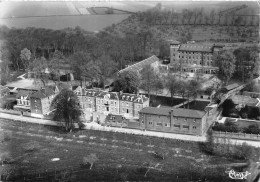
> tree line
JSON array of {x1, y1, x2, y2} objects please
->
[
  {"x1": 139, "y1": 3, "x2": 259, "y2": 27},
  {"x1": 213, "y1": 46, "x2": 259, "y2": 85},
  {"x1": 113, "y1": 65, "x2": 201, "y2": 107},
  {"x1": 0, "y1": 25, "x2": 169, "y2": 85}
]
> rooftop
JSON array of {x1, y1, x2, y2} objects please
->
[
  {"x1": 139, "y1": 107, "x2": 205, "y2": 118},
  {"x1": 118, "y1": 55, "x2": 159, "y2": 74},
  {"x1": 230, "y1": 95, "x2": 260, "y2": 107},
  {"x1": 30, "y1": 87, "x2": 55, "y2": 99},
  {"x1": 179, "y1": 44, "x2": 214, "y2": 53}
]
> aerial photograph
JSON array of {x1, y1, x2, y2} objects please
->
[{"x1": 0, "y1": 0, "x2": 260, "y2": 181}]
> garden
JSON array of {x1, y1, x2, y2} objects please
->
[
  {"x1": 212, "y1": 119, "x2": 260, "y2": 135},
  {"x1": 1, "y1": 118, "x2": 257, "y2": 181}
]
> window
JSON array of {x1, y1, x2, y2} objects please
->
[
  {"x1": 156, "y1": 122, "x2": 162, "y2": 126},
  {"x1": 174, "y1": 124, "x2": 180, "y2": 128},
  {"x1": 141, "y1": 120, "x2": 144, "y2": 124},
  {"x1": 165, "y1": 123, "x2": 170, "y2": 127},
  {"x1": 149, "y1": 122, "x2": 153, "y2": 125},
  {"x1": 193, "y1": 126, "x2": 197, "y2": 129},
  {"x1": 183, "y1": 125, "x2": 189, "y2": 129}
]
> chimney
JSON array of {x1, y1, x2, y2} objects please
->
[{"x1": 119, "y1": 90, "x2": 123, "y2": 96}]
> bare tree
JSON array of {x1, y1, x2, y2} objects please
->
[
  {"x1": 209, "y1": 9, "x2": 215, "y2": 25},
  {"x1": 83, "y1": 154, "x2": 98, "y2": 170},
  {"x1": 143, "y1": 162, "x2": 162, "y2": 177}
]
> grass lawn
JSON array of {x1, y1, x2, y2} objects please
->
[{"x1": 0, "y1": 118, "x2": 256, "y2": 181}]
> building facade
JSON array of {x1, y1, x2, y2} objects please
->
[
  {"x1": 139, "y1": 107, "x2": 210, "y2": 136},
  {"x1": 170, "y1": 41, "x2": 224, "y2": 74},
  {"x1": 73, "y1": 86, "x2": 150, "y2": 118},
  {"x1": 30, "y1": 87, "x2": 56, "y2": 118},
  {"x1": 119, "y1": 93, "x2": 149, "y2": 118},
  {"x1": 14, "y1": 89, "x2": 36, "y2": 112}
]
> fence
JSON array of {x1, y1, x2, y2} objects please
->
[{"x1": 212, "y1": 130, "x2": 260, "y2": 141}]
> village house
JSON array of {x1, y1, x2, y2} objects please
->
[
  {"x1": 138, "y1": 107, "x2": 212, "y2": 136},
  {"x1": 14, "y1": 89, "x2": 36, "y2": 113},
  {"x1": 119, "y1": 92, "x2": 150, "y2": 118},
  {"x1": 169, "y1": 41, "x2": 224, "y2": 74},
  {"x1": 30, "y1": 87, "x2": 56, "y2": 118}
]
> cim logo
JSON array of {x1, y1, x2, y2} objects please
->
[{"x1": 225, "y1": 169, "x2": 251, "y2": 180}]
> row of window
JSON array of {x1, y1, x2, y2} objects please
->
[
  {"x1": 179, "y1": 55, "x2": 212, "y2": 61},
  {"x1": 17, "y1": 99, "x2": 30, "y2": 106},
  {"x1": 145, "y1": 121, "x2": 197, "y2": 129},
  {"x1": 147, "y1": 115, "x2": 197, "y2": 122}
]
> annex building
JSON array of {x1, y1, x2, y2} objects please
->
[{"x1": 170, "y1": 41, "x2": 224, "y2": 74}]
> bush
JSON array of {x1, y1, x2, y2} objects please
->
[
  {"x1": 243, "y1": 124, "x2": 260, "y2": 134},
  {"x1": 212, "y1": 120, "x2": 239, "y2": 133}
]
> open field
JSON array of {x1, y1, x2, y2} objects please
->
[{"x1": 0, "y1": 118, "x2": 248, "y2": 181}]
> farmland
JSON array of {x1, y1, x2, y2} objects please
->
[{"x1": 0, "y1": 118, "x2": 251, "y2": 181}]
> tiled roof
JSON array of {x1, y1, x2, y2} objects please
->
[
  {"x1": 139, "y1": 107, "x2": 205, "y2": 118},
  {"x1": 118, "y1": 55, "x2": 159, "y2": 74},
  {"x1": 224, "y1": 83, "x2": 240, "y2": 91},
  {"x1": 16, "y1": 90, "x2": 34, "y2": 98},
  {"x1": 97, "y1": 91, "x2": 119, "y2": 100},
  {"x1": 84, "y1": 89, "x2": 103, "y2": 97},
  {"x1": 170, "y1": 40, "x2": 180, "y2": 45},
  {"x1": 30, "y1": 87, "x2": 55, "y2": 99},
  {"x1": 231, "y1": 95, "x2": 259, "y2": 107},
  {"x1": 119, "y1": 93, "x2": 149, "y2": 103},
  {"x1": 179, "y1": 44, "x2": 214, "y2": 53},
  {"x1": 243, "y1": 91, "x2": 260, "y2": 99}
]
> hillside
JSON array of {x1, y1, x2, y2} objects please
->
[{"x1": 103, "y1": 2, "x2": 259, "y2": 44}]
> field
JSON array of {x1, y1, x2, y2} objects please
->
[{"x1": 0, "y1": 118, "x2": 247, "y2": 181}]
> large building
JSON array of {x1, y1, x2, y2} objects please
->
[
  {"x1": 74, "y1": 86, "x2": 149, "y2": 118},
  {"x1": 170, "y1": 41, "x2": 224, "y2": 74},
  {"x1": 138, "y1": 106, "x2": 215, "y2": 136}
]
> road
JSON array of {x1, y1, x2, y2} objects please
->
[{"x1": 0, "y1": 112, "x2": 206, "y2": 142}]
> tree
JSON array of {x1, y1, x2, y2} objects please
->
[
  {"x1": 158, "y1": 41, "x2": 170, "y2": 59},
  {"x1": 113, "y1": 70, "x2": 140, "y2": 94},
  {"x1": 243, "y1": 124, "x2": 260, "y2": 134},
  {"x1": 177, "y1": 80, "x2": 188, "y2": 102},
  {"x1": 221, "y1": 99, "x2": 235, "y2": 117},
  {"x1": 96, "y1": 54, "x2": 118, "y2": 88},
  {"x1": 164, "y1": 73, "x2": 179, "y2": 105},
  {"x1": 213, "y1": 50, "x2": 236, "y2": 85},
  {"x1": 48, "y1": 50, "x2": 67, "y2": 81},
  {"x1": 153, "y1": 73, "x2": 164, "y2": 95},
  {"x1": 51, "y1": 89, "x2": 83, "y2": 131},
  {"x1": 139, "y1": 65, "x2": 156, "y2": 98},
  {"x1": 83, "y1": 154, "x2": 98, "y2": 170},
  {"x1": 186, "y1": 79, "x2": 201, "y2": 108},
  {"x1": 28, "y1": 56, "x2": 49, "y2": 86},
  {"x1": 209, "y1": 9, "x2": 215, "y2": 25},
  {"x1": 20, "y1": 48, "x2": 31, "y2": 71}
]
